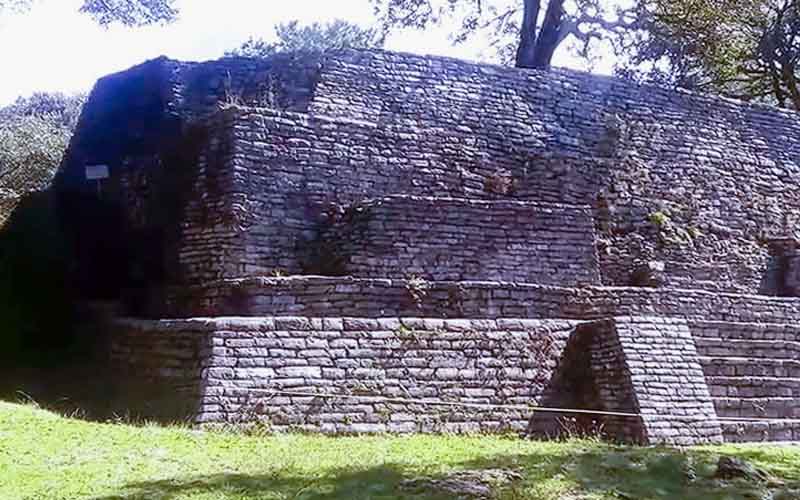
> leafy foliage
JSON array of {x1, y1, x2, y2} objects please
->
[
  {"x1": 370, "y1": 0, "x2": 634, "y2": 68},
  {"x1": 79, "y1": 0, "x2": 177, "y2": 26},
  {"x1": 0, "y1": 0, "x2": 177, "y2": 26},
  {"x1": 0, "y1": 0, "x2": 29, "y2": 14},
  {"x1": 0, "y1": 116, "x2": 70, "y2": 197},
  {"x1": 616, "y1": 0, "x2": 800, "y2": 109},
  {"x1": 227, "y1": 19, "x2": 384, "y2": 58},
  {"x1": 0, "y1": 93, "x2": 84, "y2": 199}
]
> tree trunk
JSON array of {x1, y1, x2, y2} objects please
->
[
  {"x1": 769, "y1": 63, "x2": 787, "y2": 108},
  {"x1": 531, "y1": 0, "x2": 565, "y2": 69},
  {"x1": 780, "y1": 62, "x2": 800, "y2": 110},
  {"x1": 515, "y1": 0, "x2": 542, "y2": 68}
]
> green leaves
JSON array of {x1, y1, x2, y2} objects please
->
[
  {"x1": 0, "y1": 93, "x2": 84, "y2": 197},
  {"x1": 78, "y1": 0, "x2": 178, "y2": 27},
  {"x1": 227, "y1": 19, "x2": 384, "y2": 58},
  {"x1": 619, "y1": 0, "x2": 800, "y2": 109},
  {"x1": 1, "y1": 0, "x2": 178, "y2": 26}
]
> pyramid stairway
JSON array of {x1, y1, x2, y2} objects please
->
[{"x1": 692, "y1": 321, "x2": 800, "y2": 442}]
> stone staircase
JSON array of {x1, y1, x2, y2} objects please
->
[{"x1": 693, "y1": 321, "x2": 800, "y2": 442}]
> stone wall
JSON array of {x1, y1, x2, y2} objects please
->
[
  {"x1": 111, "y1": 318, "x2": 212, "y2": 419},
  {"x1": 218, "y1": 106, "x2": 548, "y2": 279},
  {"x1": 112, "y1": 315, "x2": 725, "y2": 443},
  {"x1": 57, "y1": 49, "x2": 800, "y2": 297},
  {"x1": 310, "y1": 50, "x2": 800, "y2": 293},
  {"x1": 320, "y1": 195, "x2": 600, "y2": 285},
  {"x1": 530, "y1": 317, "x2": 723, "y2": 445},
  {"x1": 174, "y1": 112, "x2": 243, "y2": 285},
  {"x1": 114, "y1": 317, "x2": 578, "y2": 433},
  {"x1": 162, "y1": 276, "x2": 800, "y2": 323},
  {"x1": 54, "y1": 54, "x2": 323, "y2": 293},
  {"x1": 608, "y1": 317, "x2": 723, "y2": 445},
  {"x1": 690, "y1": 320, "x2": 800, "y2": 441}
]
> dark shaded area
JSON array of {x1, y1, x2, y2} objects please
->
[
  {"x1": 528, "y1": 323, "x2": 643, "y2": 444},
  {"x1": 528, "y1": 323, "x2": 604, "y2": 440},
  {"x1": 0, "y1": 191, "x2": 78, "y2": 365},
  {"x1": 53, "y1": 56, "x2": 180, "y2": 306},
  {"x1": 53, "y1": 59, "x2": 210, "y2": 312},
  {"x1": 0, "y1": 361, "x2": 200, "y2": 424},
  {"x1": 84, "y1": 447, "x2": 800, "y2": 500},
  {"x1": 53, "y1": 58, "x2": 177, "y2": 191},
  {"x1": 88, "y1": 467, "x2": 433, "y2": 500}
]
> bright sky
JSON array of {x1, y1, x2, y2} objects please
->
[{"x1": 0, "y1": 0, "x2": 614, "y2": 105}]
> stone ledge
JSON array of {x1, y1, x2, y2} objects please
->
[{"x1": 160, "y1": 277, "x2": 800, "y2": 323}]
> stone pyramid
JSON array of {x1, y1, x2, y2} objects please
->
[{"x1": 55, "y1": 49, "x2": 800, "y2": 444}]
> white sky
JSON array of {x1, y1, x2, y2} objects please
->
[{"x1": 0, "y1": 0, "x2": 614, "y2": 105}]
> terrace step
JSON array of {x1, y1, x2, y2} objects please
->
[
  {"x1": 721, "y1": 420, "x2": 800, "y2": 443},
  {"x1": 707, "y1": 377, "x2": 800, "y2": 398},
  {"x1": 694, "y1": 338, "x2": 800, "y2": 359},
  {"x1": 699, "y1": 357, "x2": 800, "y2": 378},
  {"x1": 159, "y1": 276, "x2": 800, "y2": 321},
  {"x1": 691, "y1": 321, "x2": 800, "y2": 342},
  {"x1": 713, "y1": 397, "x2": 800, "y2": 419}
]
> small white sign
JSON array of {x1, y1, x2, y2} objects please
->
[{"x1": 85, "y1": 164, "x2": 110, "y2": 180}]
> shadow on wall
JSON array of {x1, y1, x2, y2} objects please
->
[
  {"x1": 528, "y1": 322, "x2": 644, "y2": 444},
  {"x1": 0, "y1": 361, "x2": 200, "y2": 424},
  {"x1": 86, "y1": 447, "x2": 800, "y2": 500},
  {"x1": 0, "y1": 190, "x2": 77, "y2": 366}
]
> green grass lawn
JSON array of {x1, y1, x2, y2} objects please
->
[{"x1": 2, "y1": 401, "x2": 800, "y2": 500}]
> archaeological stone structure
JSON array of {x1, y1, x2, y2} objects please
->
[{"x1": 55, "y1": 49, "x2": 800, "y2": 445}]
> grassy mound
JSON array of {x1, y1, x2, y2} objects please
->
[{"x1": 1, "y1": 401, "x2": 800, "y2": 499}]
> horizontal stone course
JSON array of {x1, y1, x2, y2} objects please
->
[
  {"x1": 161, "y1": 276, "x2": 800, "y2": 323},
  {"x1": 713, "y1": 397, "x2": 800, "y2": 419},
  {"x1": 722, "y1": 421, "x2": 800, "y2": 443},
  {"x1": 708, "y1": 377, "x2": 800, "y2": 398},
  {"x1": 112, "y1": 317, "x2": 578, "y2": 433},
  {"x1": 690, "y1": 319, "x2": 800, "y2": 431},
  {"x1": 324, "y1": 195, "x2": 600, "y2": 285}
]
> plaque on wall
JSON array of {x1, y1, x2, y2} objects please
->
[{"x1": 85, "y1": 164, "x2": 110, "y2": 180}]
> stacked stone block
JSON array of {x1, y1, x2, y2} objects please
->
[
  {"x1": 322, "y1": 195, "x2": 600, "y2": 285},
  {"x1": 114, "y1": 317, "x2": 578, "y2": 433},
  {"x1": 692, "y1": 321, "x2": 800, "y2": 441},
  {"x1": 528, "y1": 317, "x2": 723, "y2": 445},
  {"x1": 59, "y1": 49, "x2": 800, "y2": 295},
  {"x1": 607, "y1": 317, "x2": 723, "y2": 445}
]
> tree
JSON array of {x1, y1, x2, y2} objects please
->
[
  {"x1": 0, "y1": 93, "x2": 84, "y2": 198},
  {"x1": 617, "y1": 0, "x2": 800, "y2": 110},
  {"x1": 0, "y1": 92, "x2": 85, "y2": 130},
  {"x1": 371, "y1": 0, "x2": 636, "y2": 69},
  {"x1": 79, "y1": 0, "x2": 177, "y2": 26},
  {"x1": 0, "y1": 0, "x2": 177, "y2": 26},
  {"x1": 227, "y1": 19, "x2": 384, "y2": 59}
]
